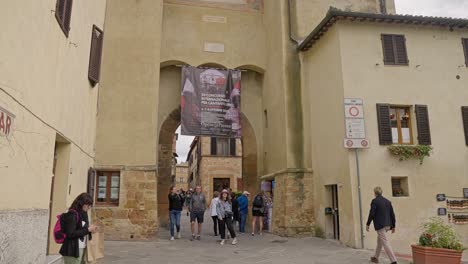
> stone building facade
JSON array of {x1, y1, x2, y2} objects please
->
[
  {"x1": 174, "y1": 162, "x2": 189, "y2": 191},
  {"x1": 187, "y1": 137, "x2": 242, "y2": 200}
]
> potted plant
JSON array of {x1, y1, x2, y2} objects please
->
[{"x1": 412, "y1": 217, "x2": 465, "y2": 264}]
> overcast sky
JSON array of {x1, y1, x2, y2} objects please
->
[
  {"x1": 175, "y1": 126, "x2": 194, "y2": 163},
  {"x1": 395, "y1": 0, "x2": 468, "y2": 18},
  {"x1": 175, "y1": 0, "x2": 467, "y2": 162}
]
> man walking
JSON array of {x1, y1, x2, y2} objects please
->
[
  {"x1": 366, "y1": 187, "x2": 397, "y2": 264},
  {"x1": 189, "y1": 186, "x2": 206, "y2": 241},
  {"x1": 237, "y1": 191, "x2": 250, "y2": 233}
]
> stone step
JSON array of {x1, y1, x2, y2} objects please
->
[{"x1": 46, "y1": 255, "x2": 63, "y2": 264}]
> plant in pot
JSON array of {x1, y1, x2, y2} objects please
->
[{"x1": 412, "y1": 217, "x2": 466, "y2": 264}]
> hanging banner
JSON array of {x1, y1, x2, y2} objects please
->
[{"x1": 181, "y1": 66, "x2": 241, "y2": 138}]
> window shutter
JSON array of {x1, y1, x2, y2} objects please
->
[
  {"x1": 381, "y1": 35, "x2": 395, "y2": 64},
  {"x1": 211, "y1": 137, "x2": 217, "y2": 155},
  {"x1": 394, "y1": 35, "x2": 409, "y2": 65},
  {"x1": 376, "y1": 104, "x2": 393, "y2": 145},
  {"x1": 63, "y1": 0, "x2": 73, "y2": 36},
  {"x1": 88, "y1": 25, "x2": 104, "y2": 85},
  {"x1": 415, "y1": 105, "x2": 431, "y2": 145},
  {"x1": 379, "y1": 0, "x2": 387, "y2": 14},
  {"x1": 55, "y1": 0, "x2": 72, "y2": 37},
  {"x1": 230, "y1": 138, "x2": 236, "y2": 156},
  {"x1": 463, "y1": 38, "x2": 468, "y2": 67},
  {"x1": 461, "y1": 107, "x2": 468, "y2": 145},
  {"x1": 87, "y1": 168, "x2": 96, "y2": 201}
]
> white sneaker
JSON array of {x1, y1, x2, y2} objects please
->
[
  {"x1": 220, "y1": 239, "x2": 225, "y2": 245},
  {"x1": 170, "y1": 237, "x2": 174, "y2": 241},
  {"x1": 177, "y1": 232, "x2": 181, "y2": 239},
  {"x1": 231, "y1": 238, "x2": 238, "y2": 245}
]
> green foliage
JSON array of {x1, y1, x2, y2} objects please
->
[
  {"x1": 387, "y1": 145, "x2": 433, "y2": 164},
  {"x1": 418, "y1": 217, "x2": 465, "y2": 252}
]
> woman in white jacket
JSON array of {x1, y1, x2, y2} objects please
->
[{"x1": 209, "y1": 191, "x2": 220, "y2": 236}]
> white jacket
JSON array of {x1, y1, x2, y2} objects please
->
[{"x1": 210, "y1": 197, "x2": 219, "y2": 216}]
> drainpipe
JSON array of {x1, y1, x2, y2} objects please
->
[{"x1": 288, "y1": 0, "x2": 300, "y2": 44}]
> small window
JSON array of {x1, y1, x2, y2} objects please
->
[
  {"x1": 462, "y1": 38, "x2": 468, "y2": 67},
  {"x1": 55, "y1": 0, "x2": 73, "y2": 37},
  {"x1": 88, "y1": 25, "x2": 104, "y2": 85},
  {"x1": 381, "y1": 34, "x2": 409, "y2": 65},
  {"x1": 389, "y1": 106, "x2": 413, "y2": 144},
  {"x1": 210, "y1": 138, "x2": 236, "y2": 156},
  {"x1": 96, "y1": 171, "x2": 120, "y2": 206},
  {"x1": 391, "y1": 177, "x2": 409, "y2": 197}
]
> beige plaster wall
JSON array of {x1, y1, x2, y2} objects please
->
[
  {"x1": 338, "y1": 22, "x2": 468, "y2": 254},
  {"x1": 0, "y1": 0, "x2": 105, "y2": 209},
  {"x1": 161, "y1": 3, "x2": 267, "y2": 70},
  {"x1": 301, "y1": 25, "x2": 358, "y2": 246},
  {"x1": 95, "y1": 0, "x2": 163, "y2": 167}
]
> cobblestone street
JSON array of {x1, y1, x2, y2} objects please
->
[{"x1": 100, "y1": 211, "x2": 412, "y2": 264}]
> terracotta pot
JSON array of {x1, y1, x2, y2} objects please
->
[{"x1": 412, "y1": 245, "x2": 463, "y2": 264}]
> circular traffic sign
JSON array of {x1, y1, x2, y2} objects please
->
[{"x1": 349, "y1": 106, "x2": 360, "y2": 117}]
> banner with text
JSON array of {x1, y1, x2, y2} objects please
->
[{"x1": 181, "y1": 66, "x2": 241, "y2": 137}]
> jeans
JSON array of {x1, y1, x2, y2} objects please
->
[
  {"x1": 212, "y1": 216, "x2": 219, "y2": 236},
  {"x1": 239, "y1": 211, "x2": 247, "y2": 233},
  {"x1": 63, "y1": 248, "x2": 84, "y2": 264},
  {"x1": 169, "y1": 210, "x2": 181, "y2": 237},
  {"x1": 219, "y1": 216, "x2": 236, "y2": 240}
]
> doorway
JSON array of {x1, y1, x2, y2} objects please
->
[
  {"x1": 213, "y1": 178, "x2": 230, "y2": 192},
  {"x1": 330, "y1": 184, "x2": 340, "y2": 240}
]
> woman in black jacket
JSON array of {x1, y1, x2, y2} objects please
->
[{"x1": 60, "y1": 193, "x2": 98, "y2": 264}]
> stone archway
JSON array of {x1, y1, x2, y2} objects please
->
[
  {"x1": 157, "y1": 108, "x2": 180, "y2": 228},
  {"x1": 156, "y1": 62, "x2": 264, "y2": 231}
]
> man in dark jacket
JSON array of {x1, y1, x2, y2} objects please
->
[{"x1": 366, "y1": 186, "x2": 397, "y2": 264}]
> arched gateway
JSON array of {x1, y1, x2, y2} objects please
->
[{"x1": 94, "y1": 0, "x2": 314, "y2": 243}]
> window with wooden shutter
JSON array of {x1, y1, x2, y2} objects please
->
[
  {"x1": 415, "y1": 105, "x2": 431, "y2": 145},
  {"x1": 211, "y1": 137, "x2": 217, "y2": 155},
  {"x1": 88, "y1": 25, "x2": 104, "y2": 85},
  {"x1": 376, "y1": 104, "x2": 393, "y2": 145},
  {"x1": 381, "y1": 34, "x2": 409, "y2": 65},
  {"x1": 461, "y1": 106, "x2": 468, "y2": 145},
  {"x1": 462, "y1": 38, "x2": 468, "y2": 67},
  {"x1": 230, "y1": 138, "x2": 236, "y2": 156},
  {"x1": 96, "y1": 171, "x2": 120, "y2": 206},
  {"x1": 87, "y1": 168, "x2": 96, "y2": 201},
  {"x1": 55, "y1": 0, "x2": 73, "y2": 37}
]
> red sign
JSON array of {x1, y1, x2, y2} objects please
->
[{"x1": 0, "y1": 106, "x2": 15, "y2": 137}]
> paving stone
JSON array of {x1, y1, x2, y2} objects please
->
[{"x1": 99, "y1": 211, "x2": 413, "y2": 264}]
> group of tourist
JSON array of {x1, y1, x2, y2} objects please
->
[{"x1": 167, "y1": 185, "x2": 268, "y2": 245}]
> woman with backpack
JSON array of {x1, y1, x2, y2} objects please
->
[
  {"x1": 251, "y1": 191, "x2": 265, "y2": 236},
  {"x1": 59, "y1": 193, "x2": 98, "y2": 264},
  {"x1": 216, "y1": 189, "x2": 238, "y2": 245}
]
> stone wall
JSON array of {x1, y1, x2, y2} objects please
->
[
  {"x1": 94, "y1": 170, "x2": 157, "y2": 241},
  {"x1": 271, "y1": 170, "x2": 315, "y2": 237},
  {"x1": 0, "y1": 209, "x2": 48, "y2": 264},
  {"x1": 200, "y1": 156, "x2": 242, "y2": 200}
]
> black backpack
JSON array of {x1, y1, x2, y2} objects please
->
[{"x1": 253, "y1": 195, "x2": 263, "y2": 208}]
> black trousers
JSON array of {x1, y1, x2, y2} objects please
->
[
  {"x1": 219, "y1": 216, "x2": 236, "y2": 240},
  {"x1": 211, "y1": 216, "x2": 219, "y2": 235}
]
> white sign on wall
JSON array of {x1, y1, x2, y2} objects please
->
[{"x1": 344, "y1": 98, "x2": 369, "y2": 149}]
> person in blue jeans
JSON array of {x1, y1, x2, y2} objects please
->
[
  {"x1": 237, "y1": 191, "x2": 250, "y2": 233},
  {"x1": 168, "y1": 186, "x2": 184, "y2": 241}
]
